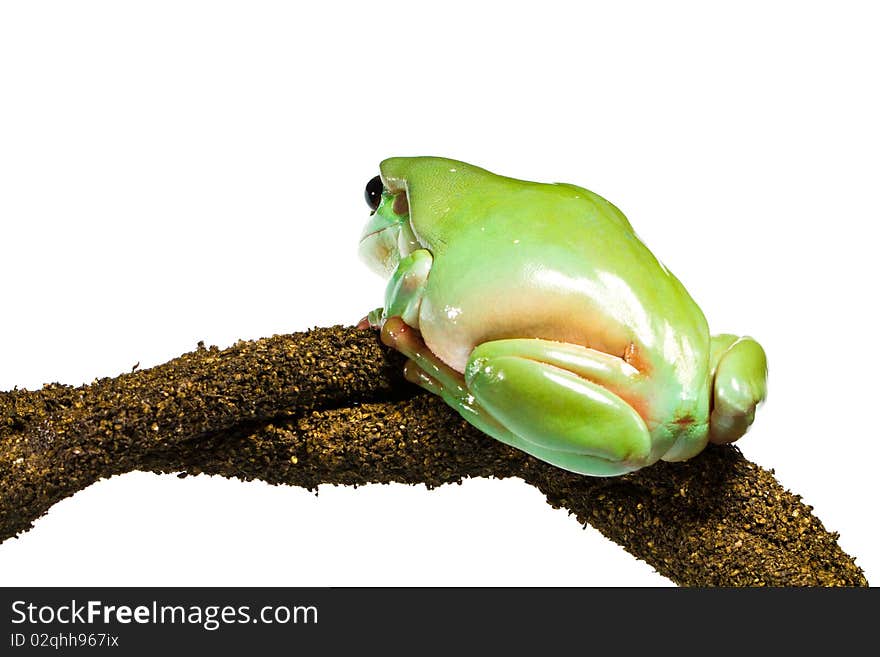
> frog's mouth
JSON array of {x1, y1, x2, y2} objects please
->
[
  {"x1": 359, "y1": 190, "x2": 410, "y2": 239},
  {"x1": 359, "y1": 189, "x2": 417, "y2": 277}
]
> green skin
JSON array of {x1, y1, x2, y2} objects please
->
[{"x1": 359, "y1": 157, "x2": 767, "y2": 476}]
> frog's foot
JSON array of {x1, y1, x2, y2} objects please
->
[
  {"x1": 708, "y1": 334, "x2": 768, "y2": 445},
  {"x1": 382, "y1": 316, "x2": 653, "y2": 477},
  {"x1": 356, "y1": 307, "x2": 385, "y2": 331},
  {"x1": 381, "y1": 317, "x2": 534, "y2": 447},
  {"x1": 380, "y1": 316, "x2": 468, "y2": 398}
]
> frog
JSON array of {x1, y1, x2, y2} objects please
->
[{"x1": 357, "y1": 156, "x2": 767, "y2": 476}]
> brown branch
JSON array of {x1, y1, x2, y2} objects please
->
[{"x1": 0, "y1": 326, "x2": 867, "y2": 587}]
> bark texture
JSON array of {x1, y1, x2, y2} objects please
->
[{"x1": 0, "y1": 326, "x2": 867, "y2": 587}]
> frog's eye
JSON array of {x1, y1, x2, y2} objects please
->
[{"x1": 365, "y1": 175, "x2": 383, "y2": 211}]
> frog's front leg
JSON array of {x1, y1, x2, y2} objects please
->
[
  {"x1": 708, "y1": 334, "x2": 768, "y2": 445},
  {"x1": 382, "y1": 317, "x2": 653, "y2": 477},
  {"x1": 357, "y1": 249, "x2": 433, "y2": 330}
]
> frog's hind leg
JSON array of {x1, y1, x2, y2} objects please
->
[
  {"x1": 463, "y1": 339, "x2": 654, "y2": 476},
  {"x1": 381, "y1": 317, "x2": 653, "y2": 476}
]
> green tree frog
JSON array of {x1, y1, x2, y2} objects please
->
[{"x1": 358, "y1": 157, "x2": 767, "y2": 476}]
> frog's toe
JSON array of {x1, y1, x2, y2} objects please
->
[
  {"x1": 357, "y1": 307, "x2": 384, "y2": 330},
  {"x1": 402, "y1": 359, "x2": 444, "y2": 397},
  {"x1": 380, "y1": 315, "x2": 417, "y2": 350}
]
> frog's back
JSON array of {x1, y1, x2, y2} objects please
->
[{"x1": 418, "y1": 181, "x2": 711, "y2": 425}]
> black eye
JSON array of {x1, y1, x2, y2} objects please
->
[{"x1": 365, "y1": 175, "x2": 383, "y2": 211}]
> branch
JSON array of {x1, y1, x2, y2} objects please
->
[{"x1": 0, "y1": 326, "x2": 867, "y2": 587}]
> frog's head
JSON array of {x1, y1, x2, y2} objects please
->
[
  {"x1": 358, "y1": 156, "x2": 502, "y2": 276},
  {"x1": 358, "y1": 170, "x2": 418, "y2": 277}
]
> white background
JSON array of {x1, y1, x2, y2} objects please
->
[{"x1": 1, "y1": 1, "x2": 877, "y2": 587}]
